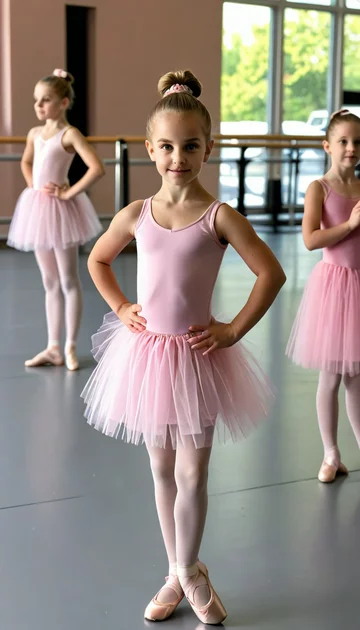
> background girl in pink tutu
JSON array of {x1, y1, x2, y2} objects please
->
[
  {"x1": 82, "y1": 69, "x2": 285, "y2": 624},
  {"x1": 287, "y1": 110, "x2": 360, "y2": 483},
  {"x1": 7, "y1": 69, "x2": 104, "y2": 371}
]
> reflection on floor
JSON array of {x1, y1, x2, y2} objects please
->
[{"x1": 1, "y1": 234, "x2": 359, "y2": 630}]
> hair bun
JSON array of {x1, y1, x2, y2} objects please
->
[
  {"x1": 52, "y1": 69, "x2": 74, "y2": 84},
  {"x1": 158, "y1": 70, "x2": 202, "y2": 99}
]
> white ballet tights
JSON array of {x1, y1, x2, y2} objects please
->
[
  {"x1": 146, "y1": 434, "x2": 213, "y2": 606},
  {"x1": 343, "y1": 373, "x2": 360, "y2": 448},
  {"x1": 316, "y1": 371, "x2": 360, "y2": 465},
  {"x1": 35, "y1": 246, "x2": 82, "y2": 349}
]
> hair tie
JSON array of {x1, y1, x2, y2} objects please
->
[
  {"x1": 330, "y1": 109, "x2": 349, "y2": 120},
  {"x1": 53, "y1": 68, "x2": 68, "y2": 79},
  {"x1": 164, "y1": 84, "x2": 193, "y2": 97}
]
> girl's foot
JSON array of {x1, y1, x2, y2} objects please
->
[
  {"x1": 144, "y1": 574, "x2": 184, "y2": 621},
  {"x1": 318, "y1": 461, "x2": 348, "y2": 483},
  {"x1": 178, "y1": 561, "x2": 227, "y2": 625},
  {"x1": 318, "y1": 447, "x2": 348, "y2": 483},
  {"x1": 25, "y1": 346, "x2": 64, "y2": 367},
  {"x1": 65, "y1": 345, "x2": 79, "y2": 371}
]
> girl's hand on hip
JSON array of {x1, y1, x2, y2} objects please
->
[
  {"x1": 187, "y1": 319, "x2": 238, "y2": 355},
  {"x1": 42, "y1": 182, "x2": 70, "y2": 199},
  {"x1": 116, "y1": 302, "x2": 147, "y2": 333}
]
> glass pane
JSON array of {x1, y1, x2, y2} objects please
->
[
  {"x1": 283, "y1": 9, "x2": 330, "y2": 132},
  {"x1": 346, "y1": 0, "x2": 360, "y2": 8},
  {"x1": 282, "y1": 9, "x2": 329, "y2": 206},
  {"x1": 288, "y1": 0, "x2": 332, "y2": 5},
  {"x1": 344, "y1": 14, "x2": 360, "y2": 104},
  {"x1": 281, "y1": 148, "x2": 326, "y2": 208},
  {"x1": 221, "y1": 2, "x2": 271, "y2": 209}
]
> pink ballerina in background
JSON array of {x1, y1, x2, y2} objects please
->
[
  {"x1": 8, "y1": 69, "x2": 104, "y2": 370},
  {"x1": 287, "y1": 110, "x2": 360, "y2": 482}
]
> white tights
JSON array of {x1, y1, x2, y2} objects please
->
[
  {"x1": 35, "y1": 246, "x2": 82, "y2": 348},
  {"x1": 316, "y1": 371, "x2": 360, "y2": 465},
  {"x1": 146, "y1": 433, "x2": 213, "y2": 604}
]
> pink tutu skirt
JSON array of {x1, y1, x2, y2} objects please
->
[
  {"x1": 81, "y1": 312, "x2": 273, "y2": 449},
  {"x1": 286, "y1": 260, "x2": 360, "y2": 375},
  {"x1": 7, "y1": 188, "x2": 102, "y2": 251}
]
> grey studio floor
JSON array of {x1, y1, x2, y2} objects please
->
[{"x1": 1, "y1": 231, "x2": 360, "y2": 630}]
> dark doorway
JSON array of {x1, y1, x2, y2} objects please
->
[
  {"x1": 343, "y1": 90, "x2": 360, "y2": 108},
  {"x1": 66, "y1": 5, "x2": 91, "y2": 184}
]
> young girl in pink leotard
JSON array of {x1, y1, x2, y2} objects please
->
[
  {"x1": 287, "y1": 110, "x2": 360, "y2": 483},
  {"x1": 8, "y1": 69, "x2": 104, "y2": 370},
  {"x1": 82, "y1": 69, "x2": 286, "y2": 624}
]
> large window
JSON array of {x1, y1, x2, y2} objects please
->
[
  {"x1": 221, "y1": 0, "x2": 360, "y2": 211},
  {"x1": 222, "y1": 0, "x2": 360, "y2": 131}
]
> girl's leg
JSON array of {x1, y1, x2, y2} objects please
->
[
  {"x1": 316, "y1": 371, "x2": 347, "y2": 480},
  {"x1": 54, "y1": 246, "x2": 83, "y2": 370},
  {"x1": 343, "y1": 373, "x2": 360, "y2": 448},
  {"x1": 25, "y1": 249, "x2": 64, "y2": 366},
  {"x1": 146, "y1": 437, "x2": 178, "y2": 604},
  {"x1": 174, "y1": 435, "x2": 213, "y2": 607}
]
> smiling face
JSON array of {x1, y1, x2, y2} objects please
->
[
  {"x1": 33, "y1": 82, "x2": 69, "y2": 121},
  {"x1": 146, "y1": 111, "x2": 213, "y2": 187},
  {"x1": 324, "y1": 121, "x2": 360, "y2": 169}
]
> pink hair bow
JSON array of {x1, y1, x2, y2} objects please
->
[
  {"x1": 53, "y1": 68, "x2": 67, "y2": 79},
  {"x1": 164, "y1": 84, "x2": 193, "y2": 97}
]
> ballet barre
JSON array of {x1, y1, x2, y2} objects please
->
[{"x1": 0, "y1": 135, "x2": 326, "y2": 230}]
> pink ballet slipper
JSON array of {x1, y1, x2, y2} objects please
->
[
  {"x1": 318, "y1": 461, "x2": 348, "y2": 483},
  {"x1": 144, "y1": 574, "x2": 184, "y2": 621},
  {"x1": 65, "y1": 347, "x2": 79, "y2": 371},
  {"x1": 24, "y1": 347, "x2": 64, "y2": 368},
  {"x1": 180, "y1": 561, "x2": 227, "y2": 625}
]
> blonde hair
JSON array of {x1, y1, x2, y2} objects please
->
[
  {"x1": 39, "y1": 71, "x2": 75, "y2": 109},
  {"x1": 326, "y1": 111, "x2": 360, "y2": 141},
  {"x1": 146, "y1": 70, "x2": 212, "y2": 141}
]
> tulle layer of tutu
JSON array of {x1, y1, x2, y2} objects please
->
[
  {"x1": 7, "y1": 188, "x2": 102, "y2": 251},
  {"x1": 81, "y1": 312, "x2": 273, "y2": 449},
  {"x1": 286, "y1": 260, "x2": 360, "y2": 375}
]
